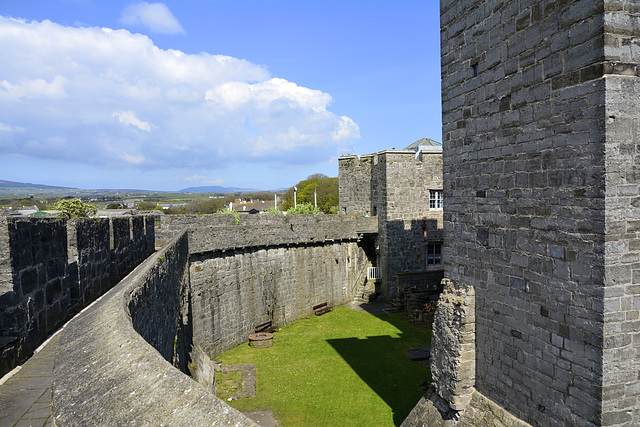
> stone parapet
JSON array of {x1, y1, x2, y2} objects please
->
[
  {"x1": 52, "y1": 232, "x2": 257, "y2": 426},
  {"x1": 0, "y1": 215, "x2": 154, "y2": 378},
  {"x1": 161, "y1": 214, "x2": 361, "y2": 255}
]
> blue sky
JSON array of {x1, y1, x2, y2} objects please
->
[{"x1": 0, "y1": 1, "x2": 441, "y2": 191}]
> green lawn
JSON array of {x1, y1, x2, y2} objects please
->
[{"x1": 215, "y1": 306, "x2": 431, "y2": 426}]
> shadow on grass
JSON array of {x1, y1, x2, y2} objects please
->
[{"x1": 327, "y1": 315, "x2": 431, "y2": 426}]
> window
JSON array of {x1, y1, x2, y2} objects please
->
[
  {"x1": 427, "y1": 243, "x2": 442, "y2": 265},
  {"x1": 429, "y1": 190, "x2": 443, "y2": 210}
]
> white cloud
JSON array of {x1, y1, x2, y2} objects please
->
[
  {"x1": 0, "y1": 16, "x2": 359, "y2": 173},
  {"x1": 120, "y1": 152, "x2": 146, "y2": 164},
  {"x1": 332, "y1": 116, "x2": 360, "y2": 142},
  {"x1": 0, "y1": 76, "x2": 68, "y2": 99},
  {"x1": 120, "y1": 2, "x2": 184, "y2": 34},
  {"x1": 0, "y1": 122, "x2": 23, "y2": 132},
  {"x1": 112, "y1": 111, "x2": 151, "y2": 131}
]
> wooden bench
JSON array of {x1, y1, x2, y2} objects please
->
[
  {"x1": 313, "y1": 302, "x2": 331, "y2": 316},
  {"x1": 255, "y1": 320, "x2": 276, "y2": 333}
]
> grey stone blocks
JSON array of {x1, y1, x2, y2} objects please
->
[
  {"x1": 437, "y1": 0, "x2": 640, "y2": 425},
  {"x1": 0, "y1": 215, "x2": 155, "y2": 378},
  {"x1": 339, "y1": 150, "x2": 444, "y2": 302}
]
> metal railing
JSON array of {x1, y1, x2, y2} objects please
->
[{"x1": 367, "y1": 267, "x2": 381, "y2": 280}]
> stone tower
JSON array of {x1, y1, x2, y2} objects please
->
[{"x1": 439, "y1": 0, "x2": 640, "y2": 425}]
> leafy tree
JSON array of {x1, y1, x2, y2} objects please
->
[
  {"x1": 106, "y1": 203, "x2": 122, "y2": 209},
  {"x1": 53, "y1": 198, "x2": 98, "y2": 218},
  {"x1": 286, "y1": 203, "x2": 321, "y2": 215},
  {"x1": 282, "y1": 174, "x2": 338, "y2": 214},
  {"x1": 215, "y1": 207, "x2": 240, "y2": 224},
  {"x1": 265, "y1": 206, "x2": 283, "y2": 214},
  {"x1": 137, "y1": 201, "x2": 158, "y2": 211},
  {"x1": 185, "y1": 198, "x2": 227, "y2": 215},
  {"x1": 165, "y1": 206, "x2": 186, "y2": 214}
]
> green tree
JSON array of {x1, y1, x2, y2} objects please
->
[
  {"x1": 53, "y1": 198, "x2": 98, "y2": 218},
  {"x1": 106, "y1": 203, "x2": 122, "y2": 209},
  {"x1": 286, "y1": 203, "x2": 321, "y2": 215},
  {"x1": 265, "y1": 206, "x2": 283, "y2": 214},
  {"x1": 185, "y1": 198, "x2": 227, "y2": 214},
  {"x1": 137, "y1": 201, "x2": 158, "y2": 210},
  {"x1": 282, "y1": 174, "x2": 338, "y2": 214}
]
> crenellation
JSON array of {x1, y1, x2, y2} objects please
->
[{"x1": 0, "y1": 215, "x2": 155, "y2": 378}]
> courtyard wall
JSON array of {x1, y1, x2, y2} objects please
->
[{"x1": 52, "y1": 214, "x2": 373, "y2": 424}]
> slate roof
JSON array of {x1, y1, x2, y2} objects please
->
[{"x1": 405, "y1": 137, "x2": 442, "y2": 151}]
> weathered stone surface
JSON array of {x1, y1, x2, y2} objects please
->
[
  {"x1": 189, "y1": 341, "x2": 216, "y2": 394},
  {"x1": 439, "y1": 0, "x2": 640, "y2": 425},
  {"x1": 162, "y1": 213, "x2": 362, "y2": 254},
  {"x1": 0, "y1": 216, "x2": 154, "y2": 378},
  {"x1": 52, "y1": 232, "x2": 257, "y2": 426},
  {"x1": 401, "y1": 386, "x2": 530, "y2": 427},
  {"x1": 430, "y1": 279, "x2": 475, "y2": 413}
]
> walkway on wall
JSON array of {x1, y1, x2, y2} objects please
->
[
  {"x1": 0, "y1": 330, "x2": 60, "y2": 426},
  {"x1": 0, "y1": 299, "x2": 392, "y2": 427}
]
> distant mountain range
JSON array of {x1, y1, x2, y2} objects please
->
[
  {"x1": 178, "y1": 185, "x2": 256, "y2": 193},
  {"x1": 0, "y1": 179, "x2": 77, "y2": 191},
  {"x1": 0, "y1": 179, "x2": 266, "y2": 196}
]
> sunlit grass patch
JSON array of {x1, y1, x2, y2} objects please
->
[
  {"x1": 215, "y1": 306, "x2": 431, "y2": 426},
  {"x1": 215, "y1": 370, "x2": 243, "y2": 400}
]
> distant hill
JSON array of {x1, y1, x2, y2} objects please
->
[
  {"x1": 0, "y1": 179, "x2": 77, "y2": 190},
  {"x1": 0, "y1": 179, "x2": 271, "y2": 196},
  {"x1": 178, "y1": 186, "x2": 257, "y2": 193}
]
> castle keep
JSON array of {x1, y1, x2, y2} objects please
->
[
  {"x1": 411, "y1": 0, "x2": 640, "y2": 425},
  {"x1": 339, "y1": 139, "x2": 444, "y2": 311}
]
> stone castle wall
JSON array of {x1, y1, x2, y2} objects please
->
[
  {"x1": 52, "y1": 215, "x2": 374, "y2": 424},
  {"x1": 0, "y1": 215, "x2": 155, "y2": 377},
  {"x1": 161, "y1": 213, "x2": 363, "y2": 253},
  {"x1": 439, "y1": 0, "x2": 640, "y2": 425},
  {"x1": 128, "y1": 232, "x2": 192, "y2": 375},
  {"x1": 339, "y1": 154, "x2": 374, "y2": 216},
  {"x1": 339, "y1": 150, "x2": 443, "y2": 302},
  {"x1": 191, "y1": 241, "x2": 364, "y2": 356},
  {"x1": 162, "y1": 214, "x2": 369, "y2": 357},
  {"x1": 53, "y1": 232, "x2": 255, "y2": 426}
]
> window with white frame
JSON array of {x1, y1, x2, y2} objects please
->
[
  {"x1": 429, "y1": 190, "x2": 443, "y2": 210},
  {"x1": 427, "y1": 243, "x2": 442, "y2": 265}
]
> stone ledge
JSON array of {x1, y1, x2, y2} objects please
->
[
  {"x1": 52, "y1": 232, "x2": 256, "y2": 426},
  {"x1": 401, "y1": 386, "x2": 531, "y2": 427}
]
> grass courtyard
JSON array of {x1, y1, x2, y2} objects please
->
[{"x1": 215, "y1": 306, "x2": 432, "y2": 426}]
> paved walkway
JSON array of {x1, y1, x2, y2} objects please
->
[{"x1": 0, "y1": 332, "x2": 60, "y2": 427}]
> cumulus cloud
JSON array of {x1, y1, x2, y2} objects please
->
[
  {"x1": 120, "y1": 2, "x2": 184, "y2": 34},
  {"x1": 112, "y1": 111, "x2": 151, "y2": 131},
  {"x1": 0, "y1": 76, "x2": 68, "y2": 99},
  {"x1": 0, "y1": 16, "x2": 359, "y2": 173},
  {"x1": 332, "y1": 116, "x2": 360, "y2": 142}
]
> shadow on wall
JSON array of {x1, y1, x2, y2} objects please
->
[
  {"x1": 381, "y1": 218, "x2": 442, "y2": 300},
  {"x1": 326, "y1": 315, "x2": 432, "y2": 426}
]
